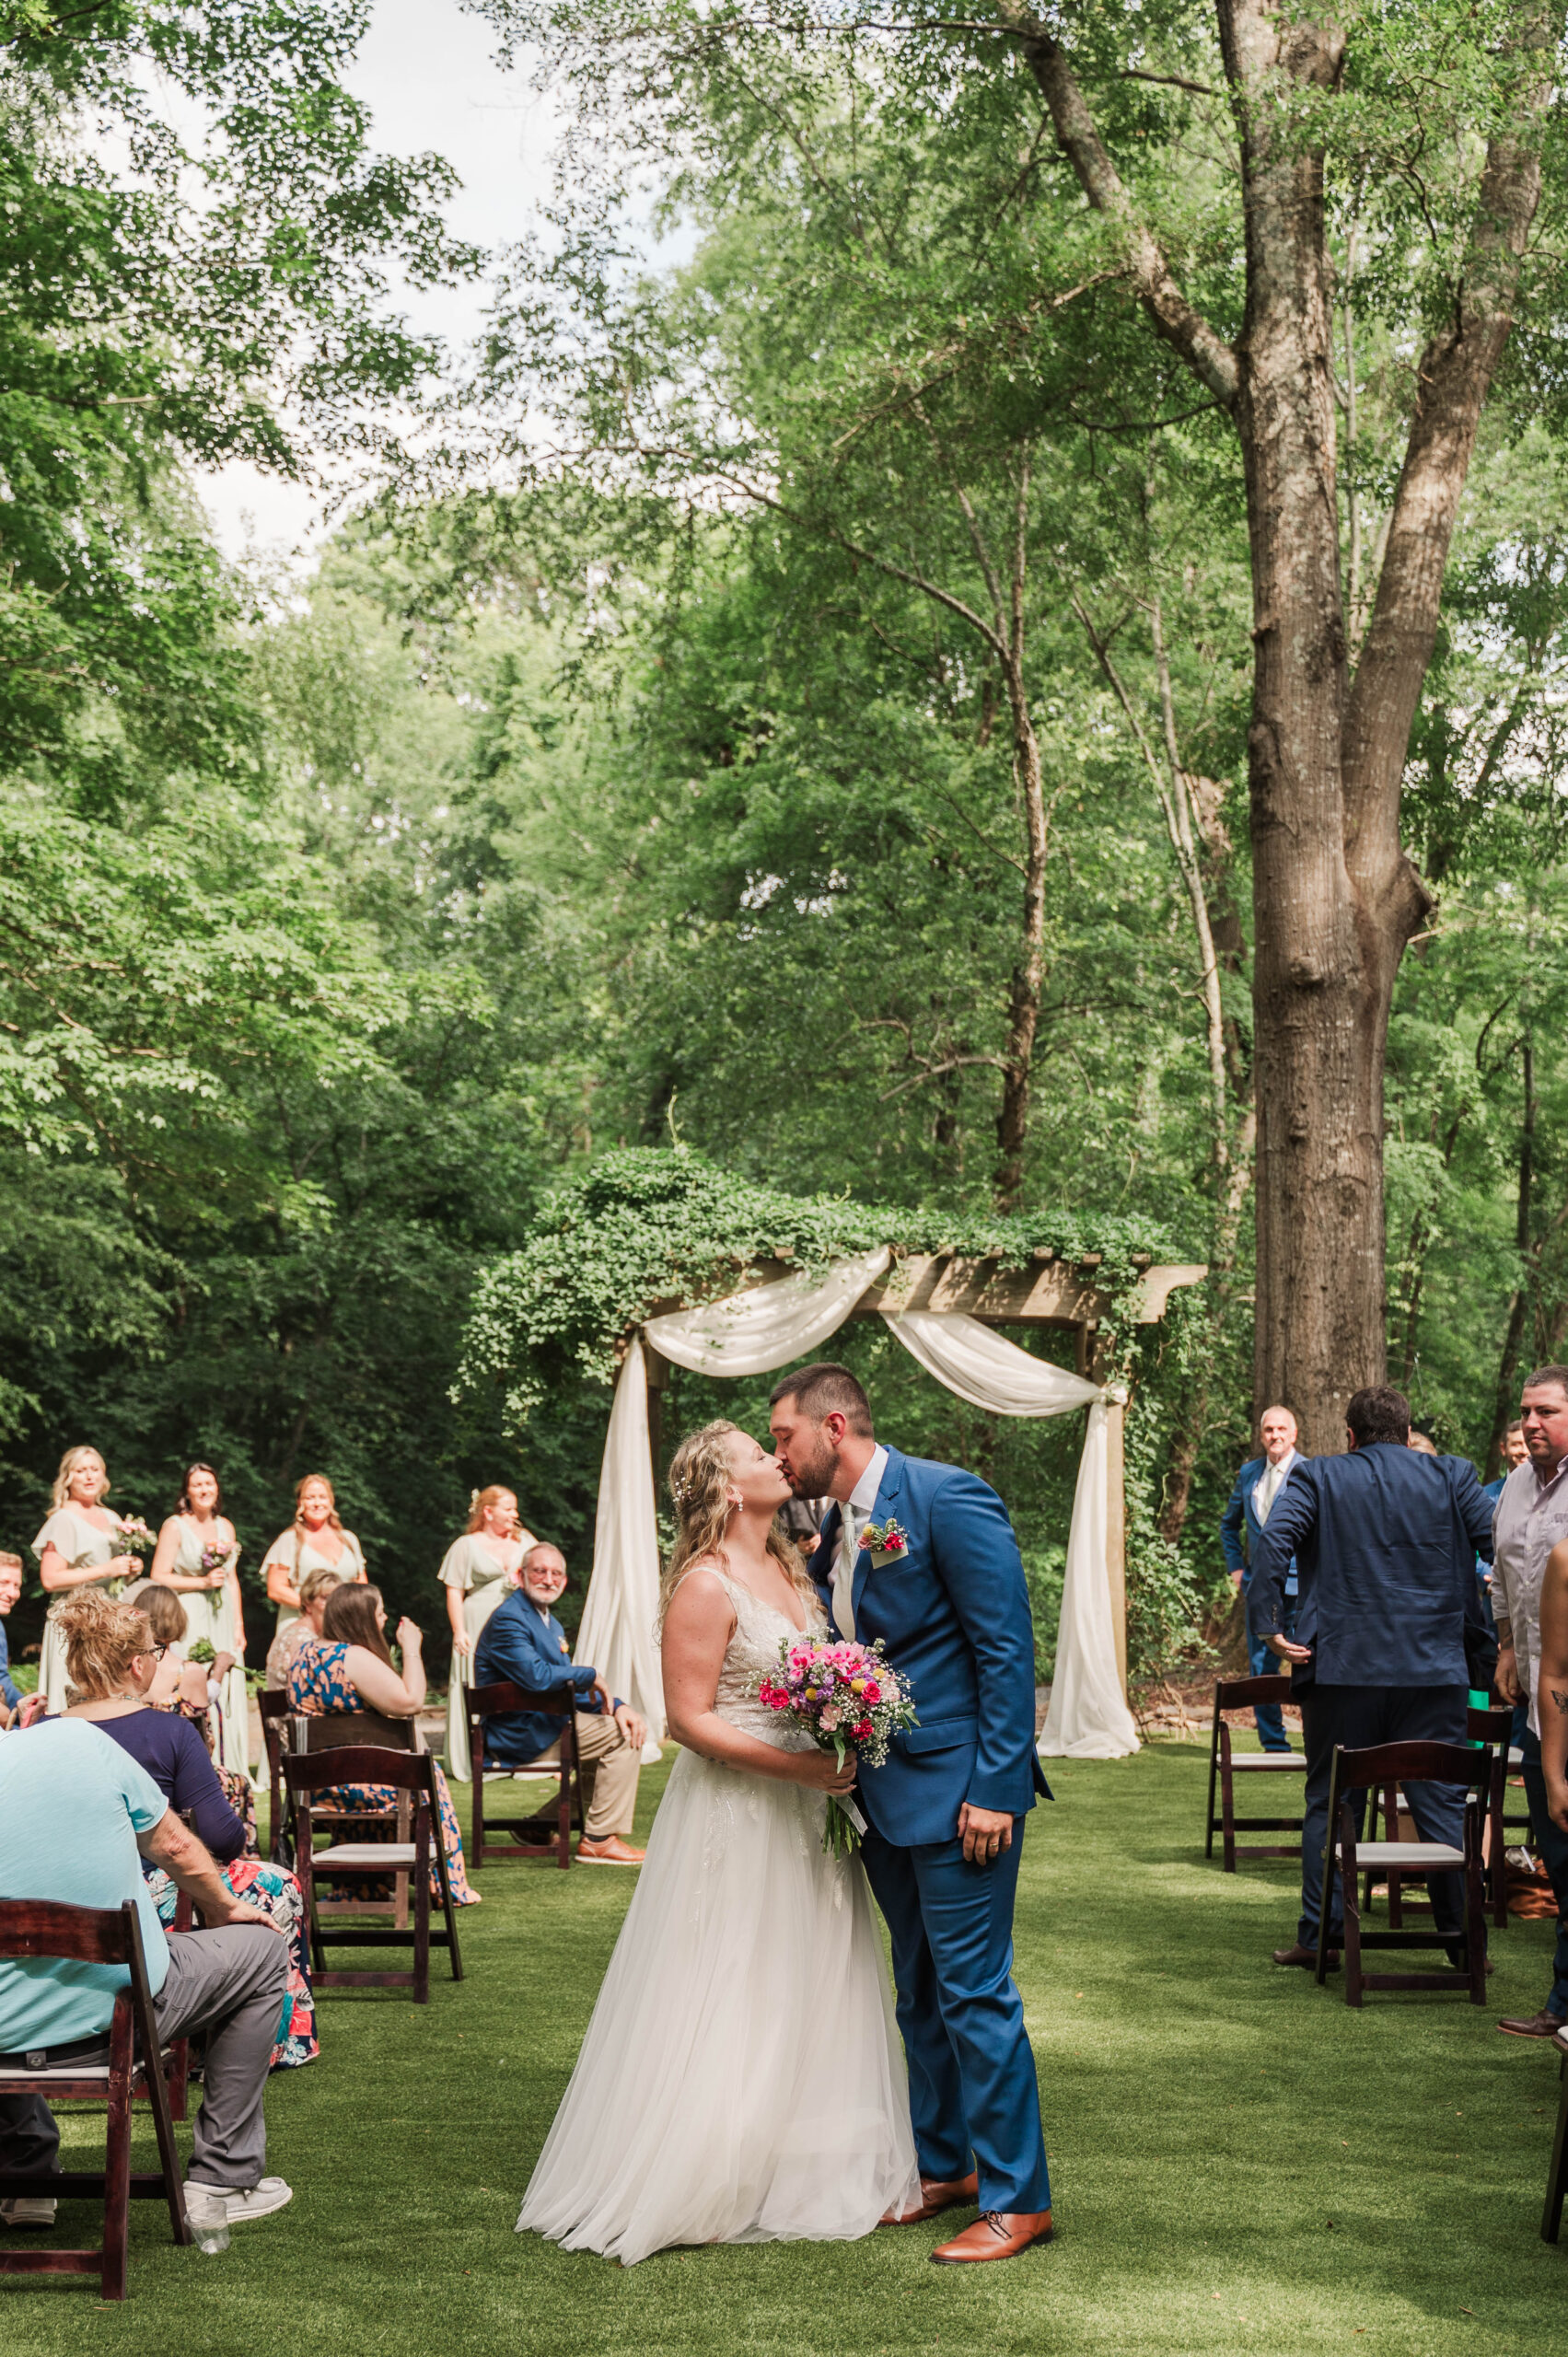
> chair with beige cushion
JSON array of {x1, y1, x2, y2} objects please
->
[{"x1": 1205, "y1": 1676, "x2": 1307, "y2": 1872}]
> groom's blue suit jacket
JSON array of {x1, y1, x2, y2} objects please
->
[{"x1": 807, "y1": 1447, "x2": 1049, "y2": 1848}]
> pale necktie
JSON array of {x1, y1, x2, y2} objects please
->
[
  {"x1": 1255, "y1": 1457, "x2": 1285, "y2": 1527},
  {"x1": 832, "y1": 1506, "x2": 860, "y2": 1641}
]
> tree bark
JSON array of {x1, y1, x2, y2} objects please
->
[{"x1": 1025, "y1": 4, "x2": 1553, "y2": 1452}]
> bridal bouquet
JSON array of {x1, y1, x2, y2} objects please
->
[
  {"x1": 117, "y1": 1515, "x2": 157, "y2": 1560},
  {"x1": 756, "y1": 1636, "x2": 918, "y2": 1856},
  {"x1": 199, "y1": 1540, "x2": 234, "y2": 1578}
]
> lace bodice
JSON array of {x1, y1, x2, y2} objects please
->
[{"x1": 699, "y1": 1569, "x2": 824, "y2": 1749}]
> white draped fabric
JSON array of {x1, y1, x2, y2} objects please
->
[
  {"x1": 575, "y1": 1336, "x2": 667, "y2": 1757},
  {"x1": 1036, "y1": 1398, "x2": 1140, "y2": 1759},
  {"x1": 885, "y1": 1308, "x2": 1102, "y2": 1418},
  {"x1": 576, "y1": 1252, "x2": 1137, "y2": 1759},
  {"x1": 883, "y1": 1310, "x2": 1139, "y2": 1759},
  {"x1": 645, "y1": 1248, "x2": 893, "y2": 1376}
]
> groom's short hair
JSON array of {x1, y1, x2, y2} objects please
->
[{"x1": 770, "y1": 1363, "x2": 873, "y2": 1436}]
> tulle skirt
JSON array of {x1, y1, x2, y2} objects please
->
[{"x1": 517, "y1": 1745, "x2": 919, "y2": 2265}]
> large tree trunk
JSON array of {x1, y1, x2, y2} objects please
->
[{"x1": 1024, "y1": 1, "x2": 1552, "y2": 1452}]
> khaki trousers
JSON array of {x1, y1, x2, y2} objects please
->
[{"x1": 524, "y1": 1712, "x2": 641, "y2": 1840}]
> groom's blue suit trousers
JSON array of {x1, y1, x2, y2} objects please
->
[{"x1": 860, "y1": 1824, "x2": 1051, "y2": 2213}]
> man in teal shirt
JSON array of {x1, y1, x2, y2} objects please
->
[{"x1": 0, "y1": 1717, "x2": 291, "y2": 2234}]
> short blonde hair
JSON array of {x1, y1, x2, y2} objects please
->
[
  {"x1": 52, "y1": 1590, "x2": 153, "y2": 1702},
  {"x1": 52, "y1": 1446, "x2": 108, "y2": 1513},
  {"x1": 298, "y1": 1565, "x2": 342, "y2": 1609}
]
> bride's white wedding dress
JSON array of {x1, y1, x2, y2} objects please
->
[{"x1": 517, "y1": 1571, "x2": 919, "y2": 2264}]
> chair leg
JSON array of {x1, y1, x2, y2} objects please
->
[
  {"x1": 1340, "y1": 1812, "x2": 1364, "y2": 2009},
  {"x1": 413, "y1": 1805, "x2": 431, "y2": 2006},
  {"x1": 1466, "y1": 1832, "x2": 1487, "y2": 2006},
  {"x1": 556, "y1": 1739, "x2": 572, "y2": 1870},
  {"x1": 1491, "y1": 1760, "x2": 1509, "y2": 1932},
  {"x1": 1220, "y1": 1729, "x2": 1237, "y2": 1875},
  {"x1": 1205, "y1": 1708, "x2": 1220, "y2": 1860},
  {"x1": 103, "y1": 2002, "x2": 134, "y2": 2301},
  {"x1": 431, "y1": 1795, "x2": 463, "y2": 1982},
  {"x1": 1545, "y1": 2047, "x2": 1568, "y2": 2243},
  {"x1": 470, "y1": 1729, "x2": 485, "y2": 1874}
]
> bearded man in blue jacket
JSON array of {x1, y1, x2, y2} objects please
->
[{"x1": 770, "y1": 1363, "x2": 1051, "y2": 2269}]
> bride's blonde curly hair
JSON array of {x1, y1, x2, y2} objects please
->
[{"x1": 658, "y1": 1421, "x2": 818, "y2": 1629}]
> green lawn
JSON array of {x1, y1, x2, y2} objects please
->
[{"x1": 4, "y1": 1741, "x2": 1565, "y2": 2354}]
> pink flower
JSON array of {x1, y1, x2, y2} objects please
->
[
  {"x1": 854, "y1": 1719, "x2": 873, "y2": 1740},
  {"x1": 864, "y1": 1682, "x2": 880, "y2": 1704},
  {"x1": 819, "y1": 1706, "x2": 842, "y2": 1731}
]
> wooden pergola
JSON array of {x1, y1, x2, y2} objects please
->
[{"x1": 644, "y1": 1248, "x2": 1206, "y2": 1690}]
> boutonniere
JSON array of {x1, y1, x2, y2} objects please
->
[{"x1": 862, "y1": 1516, "x2": 911, "y2": 1569}]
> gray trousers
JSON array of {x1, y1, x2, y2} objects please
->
[{"x1": 0, "y1": 1924, "x2": 287, "y2": 2194}]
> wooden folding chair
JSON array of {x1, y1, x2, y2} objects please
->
[
  {"x1": 467, "y1": 1682, "x2": 583, "y2": 1871},
  {"x1": 1363, "y1": 1707, "x2": 1514, "y2": 1932},
  {"x1": 1205, "y1": 1676, "x2": 1307, "y2": 1870},
  {"x1": 286, "y1": 1746, "x2": 462, "y2": 2003},
  {"x1": 258, "y1": 1689, "x2": 292, "y2": 1861},
  {"x1": 295, "y1": 1710, "x2": 418, "y2": 1925},
  {"x1": 1316, "y1": 1739, "x2": 1490, "y2": 2006},
  {"x1": 0, "y1": 1899, "x2": 192, "y2": 2300},
  {"x1": 1544, "y1": 2024, "x2": 1568, "y2": 2242}
]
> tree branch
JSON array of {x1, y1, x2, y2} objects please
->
[
  {"x1": 1005, "y1": 12, "x2": 1239, "y2": 412},
  {"x1": 1342, "y1": 10, "x2": 1557, "y2": 908}
]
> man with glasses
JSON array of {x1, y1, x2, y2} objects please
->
[
  {"x1": 472, "y1": 1543, "x2": 648, "y2": 1864},
  {"x1": 1493, "y1": 1366, "x2": 1568, "y2": 2040}
]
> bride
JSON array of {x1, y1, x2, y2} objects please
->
[{"x1": 517, "y1": 1419, "x2": 919, "y2": 2263}]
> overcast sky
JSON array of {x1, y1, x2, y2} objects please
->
[{"x1": 194, "y1": 0, "x2": 552, "y2": 558}]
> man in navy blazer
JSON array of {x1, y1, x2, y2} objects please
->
[
  {"x1": 1220, "y1": 1406, "x2": 1305, "y2": 1751},
  {"x1": 1249, "y1": 1384, "x2": 1497, "y2": 1968},
  {"x1": 771, "y1": 1363, "x2": 1051, "y2": 2268},
  {"x1": 472, "y1": 1543, "x2": 648, "y2": 1865}
]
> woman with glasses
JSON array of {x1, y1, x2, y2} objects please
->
[{"x1": 53, "y1": 1588, "x2": 318, "y2": 2068}]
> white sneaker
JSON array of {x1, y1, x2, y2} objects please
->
[
  {"x1": 220, "y1": 2177, "x2": 293, "y2": 2223},
  {"x1": 0, "y1": 2197, "x2": 58, "y2": 2226}
]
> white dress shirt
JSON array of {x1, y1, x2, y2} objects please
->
[
  {"x1": 832, "y1": 1445, "x2": 889, "y2": 1643},
  {"x1": 1492, "y1": 1453, "x2": 1568, "y2": 1738},
  {"x1": 1253, "y1": 1447, "x2": 1297, "y2": 1527}
]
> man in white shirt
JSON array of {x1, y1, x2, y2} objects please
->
[{"x1": 1493, "y1": 1364, "x2": 1568, "y2": 2039}]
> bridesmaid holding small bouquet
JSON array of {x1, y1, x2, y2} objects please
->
[
  {"x1": 32, "y1": 1446, "x2": 145, "y2": 1714},
  {"x1": 148, "y1": 1461, "x2": 250, "y2": 1778}
]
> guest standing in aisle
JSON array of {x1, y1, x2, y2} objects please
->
[
  {"x1": 31, "y1": 1446, "x2": 141, "y2": 1715},
  {"x1": 260, "y1": 1475, "x2": 366, "y2": 1655},
  {"x1": 1493, "y1": 1368, "x2": 1568, "y2": 2041},
  {"x1": 149, "y1": 1462, "x2": 250, "y2": 1778},
  {"x1": 1249, "y1": 1384, "x2": 1496, "y2": 1970},
  {"x1": 1220, "y1": 1406, "x2": 1306, "y2": 1752},
  {"x1": 439, "y1": 1485, "x2": 535, "y2": 1780}
]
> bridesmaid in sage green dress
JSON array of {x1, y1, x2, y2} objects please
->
[
  {"x1": 261, "y1": 1472, "x2": 366, "y2": 1654},
  {"x1": 32, "y1": 1446, "x2": 144, "y2": 1715},
  {"x1": 148, "y1": 1461, "x2": 251, "y2": 1779},
  {"x1": 440, "y1": 1485, "x2": 535, "y2": 1780}
]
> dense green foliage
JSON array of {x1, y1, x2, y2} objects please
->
[{"x1": 8, "y1": 3, "x2": 1568, "y2": 1687}]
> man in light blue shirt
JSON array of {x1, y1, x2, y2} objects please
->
[{"x1": 0, "y1": 1716, "x2": 292, "y2": 2235}]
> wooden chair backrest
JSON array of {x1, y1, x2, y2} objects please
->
[
  {"x1": 259, "y1": 1689, "x2": 291, "y2": 1723},
  {"x1": 0, "y1": 1896, "x2": 137, "y2": 1967},
  {"x1": 468, "y1": 1679, "x2": 575, "y2": 1724},
  {"x1": 301, "y1": 1709, "x2": 417, "y2": 1753},
  {"x1": 1334, "y1": 1739, "x2": 1490, "y2": 1794},
  {"x1": 285, "y1": 1745, "x2": 436, "y2": 1796},
  {"x1": 1214, "y1": 1674, "x2": 1293, "y2": 1712}
]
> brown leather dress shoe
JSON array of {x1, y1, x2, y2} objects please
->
[
  {"x1": 576, "y1": 1835, "x2": 645, "y2": 1864},
  {"x1": 1272, "y1": 1942, "x2": 1340, "y2": 1970},
  {"x1": 1498, "y1": 2007, "x2": 1567, "y2": 2038},
  {"x1": 930, "y1": 2209, "x2": 1053, "y2": 2264},
  {"x1": 880, "y1": 2171, "x2": 978, "y2": 2225}
]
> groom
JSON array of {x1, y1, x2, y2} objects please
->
[{"x1": 770, "y1": 1364, "x2": 1052, "y2": 2265}]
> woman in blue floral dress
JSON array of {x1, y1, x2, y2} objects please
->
[{"x1": 286, "y1": 1585, "x2": 478, "y2": 1905}]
